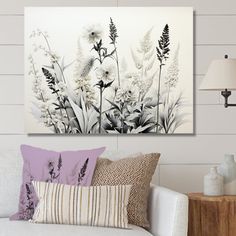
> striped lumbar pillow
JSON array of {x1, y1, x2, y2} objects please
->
[{"x1": 31, "y1": 181, "x2": 131, "y2": 228}]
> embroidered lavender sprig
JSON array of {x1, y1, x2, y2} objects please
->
[
  {"x1": 46, "y1": 155, "x2": 62, "y2": 183},
  {"x1": 57, "y1": 154, "x2": 62, "y2": 171},
  {"x1": 77, "y1": 158, "x2": 89, "y2": 185},
  {"x1": 25, "y1": 183, "x2": 34, "y2": 215}
]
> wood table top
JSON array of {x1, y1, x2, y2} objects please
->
[{"x1": 188, "y1": 193, "x2": 236, "y2": 201}]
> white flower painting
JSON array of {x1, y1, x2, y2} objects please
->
[{"x1": 25, "y1": 7, "x2": 193, "y2": 134}]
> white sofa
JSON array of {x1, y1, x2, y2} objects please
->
[{"x1": 0, "y1": 150, "x2": 188, "y2": 236}]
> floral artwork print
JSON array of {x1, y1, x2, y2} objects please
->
[{"x1": 25, "y1": 7, "x2": 193, "y2": 134}]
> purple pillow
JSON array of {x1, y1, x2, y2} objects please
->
[{"x1": 10, "y1": 144, "x2": 105, "y2": 221}]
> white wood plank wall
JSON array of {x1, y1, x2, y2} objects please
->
[{"x1": 0, "y1": 0, "x2": 236, "y2": 193}]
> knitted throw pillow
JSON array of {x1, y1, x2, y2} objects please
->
[{"x1": 92, "y1": 153, "x2": 160, "y2": 228}]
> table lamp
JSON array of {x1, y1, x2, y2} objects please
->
[{"x1": 199, "y1": 55, "x2": 236, "y2": 107}]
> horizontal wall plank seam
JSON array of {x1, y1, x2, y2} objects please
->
[
  {"x1": 0, "y1": 14, "x2": 23, "y2": 16},
  {"x1": 197, "y1": 14, "x2": 236, "y2": 16},
  {"x1": 196, "y1": 44, "x2": 236, "y2": 46},
  {"x1": 0, "y1": 45, "x2": 23, "y2": 47},
  {"x1": 196, "y1": 133, "x2": 236, "y2": 135},
  {"x1": 0, "y1": 44, "x2": 23, "y2": 46},
  {"x1": 0, "y1": 74, "x2": 24, "y2": 76},
  {"x1": 0, "y1": 104, "x2": 23, "y2": 106}
]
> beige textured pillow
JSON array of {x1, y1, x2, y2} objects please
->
[
  {"x1": 31, "y1": 181, "x2": 131, "y2": 229},
  {"x1": 92, "y1": 153, "x2": 160, "y2": 228}
]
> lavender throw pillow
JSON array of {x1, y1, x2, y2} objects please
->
[{"x1": 10, "y1": 144, "x2": 105, "y2": 221}]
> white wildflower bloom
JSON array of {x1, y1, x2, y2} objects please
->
[
  {"x1": 82, "y1": 24, "x2": 103, "y2": 44},
  {"x1": 32, "y1": 78, "x2": 42, "y2": 93},
  {"x1": 165, "y1": 45, "x2": 179, "y2": 88},
  {"x1": 57, "y1": 82, "x2": 66, "y2": 91},
  {"x1": 79, "y1": 56, "x2": 95, "y2": 78},
  {"x1": 96, "y1": 64, "x2": 116, "y2": 82},
  {"x1": 50, "y1": 51, "x2": 60, "y2": 63},
  {"x1": 124, "y1": 72, "x2": 148, "y2": 96},
  {"x1": 116, "y1": 86, "x2": 137, "y2": 104},
  {"x1": 57, "y1": 82, "x2": 67, "y2": 97},
  {"x1": 74, "y1": 74, "x2": 96, "y2": 106},
  {"x1": 28, "y1": 55, "x2": 33, "y2": 63},
  {"x1": 35, "y1": 93, "x2": 43, "y2": 100},
  {"x1": 125, "y1": 72, "x2": 140, "y2": 81},
  {"x1": 140, "y1": 28, "x2": 153, "y2": 54},
  {"x1": 33, "y1": 100, "x2": 44, "y2": 108},
  {"x1": 41, "y1": 100, "x2": 53, "y2": 111}
]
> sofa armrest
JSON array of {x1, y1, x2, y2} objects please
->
[{"x1": 148, "y1": 185, "x2": 188, "y2": 236}]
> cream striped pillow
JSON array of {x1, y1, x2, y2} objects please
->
[{"x1": 31, "y1": 181, "x2": 131, "y2": 228}]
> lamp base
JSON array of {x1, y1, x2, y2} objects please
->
[{"x1": 221, "y1": 89, "x2": 236, "y2": 107}]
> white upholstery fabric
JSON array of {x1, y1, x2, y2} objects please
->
[
  {"x1": 148, "y1": 186, "x2": 188, "y2": 236},
  {"x1": 0, "y1": 149, "x2": 22, "y2": 217},
  {"x1": 0, "y1": 219, "x2": 152, "y2": 236}
]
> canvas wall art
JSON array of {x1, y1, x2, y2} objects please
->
[{"x1": 25, "y1": 7, "x2": 193, "y2": 134}]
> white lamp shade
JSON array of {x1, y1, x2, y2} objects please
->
[{"x1": 199, "y1": 59, "x2": 236, "y2": 90}]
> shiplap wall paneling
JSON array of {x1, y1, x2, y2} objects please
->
[
  {"x1": 0, "y1": 46, "x2": 23, "y2": 74},
  {"x1": 0, "y1": 134, "x2": 118, "y2": 153},
  {"x1": 117, "y1": 0, "x2": 236, "y2": 14},
  {"x1": 0, "y1": 76, "x2": 23, "y2": 104},
  {"x1": 196, "y1": 16, "x2": 236, "y2": 45},
  {"x1": 0, "y1": 16, "x2": 23, "y2": 45},
  {"x1": 159, "y1": 164, "x2": 214, "y2": 193},
  {"x1": 196, "y1": 75, "x2": 220, "y2": 105},
  {"x1": 196, "y1": 45, "x2": 236, "y2": 75},
  {"x1": 152, "y1": 165, "x2": 160, "y2": 185},
  {"x1": 0, "y1": 0, "x2": 118, "y2": 14},
  {"x1": 116, "y1": 135, "x2": 236, "y2": 164},
  {"x1": 1, "y1": 0, "x2": 236, "y2": 15},
  {"x1": 0, "y1": 0, "x2": 236, "y2": 192}
]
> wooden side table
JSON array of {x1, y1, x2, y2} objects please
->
[{"x1": 188, "y1": 193, "x2": 236, "y2": 236}]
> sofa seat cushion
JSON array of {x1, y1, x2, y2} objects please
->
[{"x1": 0, "y1": 218, "x2": 152, "y2": 236}]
